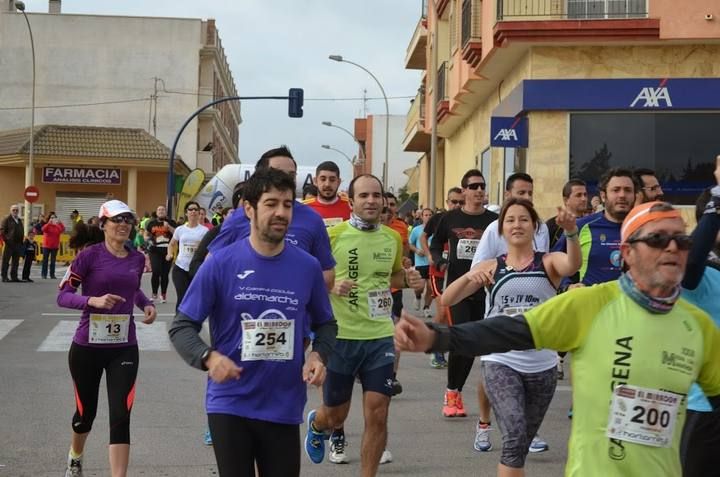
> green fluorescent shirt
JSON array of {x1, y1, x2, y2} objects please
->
[
  {"x1": 524, "y1": 281, "x2": 720, "y2": 477},
  {"x1": 328, "y1": 222, "x2": 403, "y2": 340}
]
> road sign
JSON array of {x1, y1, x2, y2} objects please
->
[{"x1": 24, "y1": 185, "x2": 40, "y2": 203}]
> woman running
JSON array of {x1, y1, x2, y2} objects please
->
[
  {"x1": 167, "y1": 201, "x2": 208, "y2": 309},
  {"x1": 442, "y1": 198, "x2": 580, "y2": 477},
  {"x1": 57, "y1": 200, "x2": 157, "y2": 477},
  {"x1": 145, "y1": 205, "x2": 176, "y2": 303}
]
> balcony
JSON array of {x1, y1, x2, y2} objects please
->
[
  {"x1": 405, "y1": 16, "x2": 428, "y2": 70},
  {"x1": 497, "y1": 0, "x2": 648, "y2": 20},
  {"x1": 403, "y1": 87, "x2": 431, "y2": 152},
  {"x1": 436, "y1": 0, "x2": 451, "y2": 18},
  {"x1": 461, "y1": 0, "x2": 483, "y2": 68},
  {"x1": 436, "y1": 62, "x2": 450, "y2": 122},
  {"x1": 494, "y1": 0, "x2": 658, "y2": 44}
]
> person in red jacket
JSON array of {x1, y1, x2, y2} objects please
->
[{"x1": 41, "y1": 211, "x2": 65, "y2": 279}]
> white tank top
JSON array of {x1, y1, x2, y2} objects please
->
[{"x1": 481, "y1": 252, "x2": 559, "y2": 373}]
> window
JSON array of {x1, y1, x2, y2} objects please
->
[
  {"x1": 568, "y1": 0, "x2": 646, "y2": 19},
  {"x1": 569, "y1": 113, "x2": 720, "y2": 205}
]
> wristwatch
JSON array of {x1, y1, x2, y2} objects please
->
[{"x1": 200, "y1": 347, "x2": 214, "y2": 371}]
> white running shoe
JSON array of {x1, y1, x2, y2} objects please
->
[
  {"x1": 379, "y1": 449, "x2": 393, "y2": 464},
  {"x1": 329, "y1": 433, "x2": 349, "y2": 464},
  {"x1": 473, "y1": 422, "x2": 493, "y2": 452},
  {"x1": 423, "y1": 307, "x2": 433, "y2": 319},
  {"x1": 529, "y1": 435, "x2": 549, "y2": 453},
  {"x1": 65, "y1": 456, "x2": 83, "y2": 477}
]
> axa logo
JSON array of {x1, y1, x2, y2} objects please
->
[
  {"x1": 237, "y1": 270, "x2": 255, "y2": 279},
  {"x1": 493, "y1": 128, "x2": 518, "y2": 141},
  {"x1": 630, "y1": 80, "x2": 672, "y2": 108}
]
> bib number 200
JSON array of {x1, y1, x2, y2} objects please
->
[{"x1": 631, "y1": 406, "x2": 671, "y2": 428}]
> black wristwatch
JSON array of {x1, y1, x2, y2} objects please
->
[{"x1": 200, "y1": 347, "x2": 214, "y2": 371}]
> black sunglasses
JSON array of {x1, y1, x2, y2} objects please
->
[
  {"x1": 186, "y1": 207, "x2": 199, "y2": 212},
  {"x1": 466, "y1": 182, "x2": 486, "y2": 191},
  {"x1": 449, "y1": 199, "x2": 465, "y2": 205},
  {"x1": 107, "y1": 215, "x2": 136, "y2": 225},
  {"x1": 627, "y1": 232, "x2": 693, "y2": 251}
]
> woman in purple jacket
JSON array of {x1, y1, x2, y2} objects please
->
[{"x1": 57, "y1": 200, "x2": 156, "y2": 477}]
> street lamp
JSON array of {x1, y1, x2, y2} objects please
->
[
  {"x1": 15, "y1": 0, "x2": 36, "y2": 234},
  {"x1": 321, "y1": 144, "x2": 354, "y2": 167},
  {"x1": 321, "y1": 121, "x2": 365, "y2": 163},
  {"x1": 328, "y1": 55, "x2": 389, "y2": 189}
]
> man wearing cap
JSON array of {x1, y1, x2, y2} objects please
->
[
  {"x1": 396, "y1": 200, "x2": 720, "y2": 477},
  {"x1": 1, "y1": 205, "x2": 24, "y2": 282}
]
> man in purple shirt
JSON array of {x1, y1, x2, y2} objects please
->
[{"x1": 169, "y1": 168, "x2": 337, "y2": 477}]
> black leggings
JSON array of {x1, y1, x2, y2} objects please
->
[
  {"x1": 208, "y1": 413, "x2": 300, "y2": 477},
  {"x1": 447, "y1": 296, "x2": 485, "y2": 391},
  {"x1": 149, "y1": 248, "x2": 171, "y2": 295},
  {"x1": 171, "y1": 265, "x2": 191, "y2": 311},
  {"x1": 680, "y1": 409, "x2": 720, "y2": 477},
  {"x1": 68, "y1": 343, "x2": 139, "y2": 444}
]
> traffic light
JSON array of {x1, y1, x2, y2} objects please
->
[{"x1": 288, "y1": 88, "x2": 304, "y2": 118}]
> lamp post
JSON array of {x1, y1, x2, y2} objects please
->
[
  {"x1": 321, "y1": 144, "x2": 354, "y2": 167},
  {"x1": 328, "y1": 55, "x2": 389, "y2": 190},
  {"x1": 321, "y1": 121, "x2": 365, "y2": 163},
  {"x1": 15, "y1": 0, "x2": 36, "y2": 234}
]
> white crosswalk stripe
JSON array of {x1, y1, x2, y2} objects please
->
[
  {"x1": 0, "y1": 319, "x2": 23, "y2": 341},
  {"x1": 38, "y1": 320, "x2": 171, "y2": 351}
]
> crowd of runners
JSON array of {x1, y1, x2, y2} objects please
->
[{"x1": 49, "y1": 145, "x2": 720, "y2": 477}]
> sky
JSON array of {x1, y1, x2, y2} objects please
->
[{"x1": 19, "y1": 0, "x2": 423, "y2": 183}]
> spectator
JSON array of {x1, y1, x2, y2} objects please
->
[
  {"x1": 21, "y1": 230, "x2": 38, "y2": 282},
  {"x1": 41, "y1": 211, "x2": 65, "y2": 280},
  {"x1": 1, "y1": 204, "x2": 24, "y2": 282}
]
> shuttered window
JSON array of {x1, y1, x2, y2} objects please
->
[{"x1": 55, "y1": 193, "x2": 108, "y2": 226}]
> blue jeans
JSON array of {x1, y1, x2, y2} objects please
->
[{"x1": 41, "y1": 247, "x2": 58, "y2": 278}]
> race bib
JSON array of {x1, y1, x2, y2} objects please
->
[
  {"x1": 89, "y1": 314, "x2": 130, "y2": 344},
  {"x1": 606, "y1": 384, "x2": 681, "y2": 448},
  {"x1": 456, "y1": 239, "x2": 479, "y2": 260},
  {"x1": 241, "y1": 319, "x2": 295, "y2": 361},
  {"x1": 323, "y1": 217, "x2": 344, "y2": 228},
  {"x1": 182, "y1": 242, "x2": 198, "y2": 256},
  {"x1": 367, "y1": 289, "x2": 393, "y2": 319}
]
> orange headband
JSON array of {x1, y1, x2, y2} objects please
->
[{"x1": 621, "y1": 201, "x2": 682, "y2": 243}]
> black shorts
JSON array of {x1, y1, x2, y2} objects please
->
[
  {"x1": 415, "y1": 265, "x2": 429, "y2": 279},
  {"x1": 208, "y1": 413, "x2": 300, "y2": 477},
  {"x1": 429, "y1": 275, "x2": 445, "y2": 298},
  {"x1": 680, "y1": 409, "x2": 720, "y2": 477},
  {"x1": 448, "y1": 295, "x2": 485, "y2": 326}
]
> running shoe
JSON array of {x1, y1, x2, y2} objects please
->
[
  {"x1": 455, "y1": 392, "x2": 467, "y2": 417},
  {"x1": 329, "y1": 431, "x2": 349, "y2": 464},
  {"x1": 160, "y1": 294, "x2": 167, "y2": 304},
  {"x1": 391, "y1": 378, "x2": 403, "y2": 396},
  {"x1": 65, "y1": 457, "x2": 83, "y2": 477},
  {"x1": 529, "y1": 435, "x2": 549, "y2": 453},
  {"x1": 203, "y1": 429, "x2": 213, "y2": 446},
  {"x1": 151, "y1": 294, "x2": 157, "y2": 302},
  {"x1": 423, "y1": 307, "x2": 433, "y2": 319},
  {"x1": 442, "y1": 390, "x2": 458, "y2": 417},
  {"x1": 473, "y1": 421, "x2": 493, "y2": 452},
  {"x1": 304, "y1": 409, "x2": 326, "y2": 464},
  {"x1": 435, "y1": 352, "x2": 447, "y2": 368},
  {"x1": 430, "y1": 353, "x2": 444, "y2": 369},
  {"x1": 557, "y1": 359, "x2": 565, "y2": 380},
  {"x1": 568, "y1": 407, "x2": 573, "y2": 419},
  {"x1": 379, "y1": 449, "x2": 393, "y2": 464}
]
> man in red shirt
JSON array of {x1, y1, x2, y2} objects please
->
[{"x1": 303, "y1": 161, "x2": 351, "y2": 227}]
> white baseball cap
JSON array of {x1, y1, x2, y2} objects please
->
[{"x1": 98, "y1": 200, "x2": 135, "y2": 219}]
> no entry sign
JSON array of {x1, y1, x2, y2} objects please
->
[{"x1": 24, "y1": 186, "x2": 40, "y2": 203}]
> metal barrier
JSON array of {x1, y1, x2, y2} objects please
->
[{"x1": 0, "y1": 234, "x2": 76, "y2": 262}]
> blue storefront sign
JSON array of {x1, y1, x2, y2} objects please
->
[{"x1": 490, "y1": 116, "x2": 528, "y2": 147}]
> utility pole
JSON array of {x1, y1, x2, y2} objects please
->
[{"x1": 152, "y1": 77, "x2": 161, "y2": 137}]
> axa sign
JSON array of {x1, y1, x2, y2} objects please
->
[
  {"x1": 630, "y1": 81, "x2": 673, "y2": 108},
  {"x1": 490, "y1": 116, "x2": 528, "y2": 147}
]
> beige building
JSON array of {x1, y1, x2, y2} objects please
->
[
  {"x1": 404, "y1": 0, "x2": 720, "y2": 221},
  {"x1": 0, "y1": 1, "x2": 240, "y2": 218}
]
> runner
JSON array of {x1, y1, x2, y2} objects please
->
[
  {"x1": 208, "y1": 146, "x2": 335, "y2": 289},
  {"x1": 409, "y1": 208, "x2": 434, "y2": 314},
  {"x1": 429, "y1": 169, "x2": 497, "y2": 422},
  {"x1": 396, "y1": 200, "x2": 720, "y2": 477},
  {"x1": 304, "y1": 174, "x2": 424, "y2": 476},
  {"x1": 57, "y1": 200, "x2": 157, "y2": 477},
  {"x1": 145, "y1": 205, "x2": 176, "y2": 303},
  {"x1": 679, "y1": 160, "x2": 720, "y2": 477},
  {"x1": 470, "y1": 172, "x2": 550, "y2": 452},
  {"x1": 443, "y1": 199, "x2": 580, "y2": 475},
  {"x1": 166, "y1": 201, "x2": 208, "y2": 309},
  {"x1": 421, "y1": 187, "x2": 464, "y2": 368},
  {"x1": 303, "y1": 161, "x2": 351, "y2": 228},
  {"x1": 168, "y1": 168, "x2": 337, "y2": 477},
  {"x1": 633, "y1": 167, "x2": 664, "y2": 204},
  {"x1": 546, "y1": 179, "x2": 588, "y2": 249}
]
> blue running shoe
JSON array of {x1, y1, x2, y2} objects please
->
[
  {"x1": 304, "y1": 409, "x2": 326, "y2": 464},
  {"x1": 528, "y1": 435, "x2": 549, "y2": 453},
  {"x1": 203, "y1": 429, "x2": 213, "y2": 446}
]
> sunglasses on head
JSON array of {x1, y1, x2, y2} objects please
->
[
  {"x1": 449, "y1": 199, "x2": 465, "y2": 205},
  {"x1": 107, "y1": 215, "x2": 136, "y2": 225},
  {"x1": 627, "y1": 232, "x2": 693, "y2": 251},
  {"x1": 466, "y1": 182, "x2": 486, "y2": 191}
]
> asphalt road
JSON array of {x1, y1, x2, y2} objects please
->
[{"x1": 0, "y1": 267, "x2": 571, "y2": 476}]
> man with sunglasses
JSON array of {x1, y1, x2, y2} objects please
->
[
  {"x1": 429, "y1": 170, "x2": 498, "y2": 420},
  {"x1": 396, "y1": 199, "x2": 720, "y2": 477}
]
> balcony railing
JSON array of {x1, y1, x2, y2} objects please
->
[
  {"x1": 497, "y1": 0, "x2": 648, "y2": 20},
  {"x1": 461, "y1": 0, "x2": 482, "y2": 47},
  {"x1": 406, "y1": 88, "x2": 426, "y2": 135},
  {"x1": 437, "y1": 62, "x2": 448, "y2": 103}
]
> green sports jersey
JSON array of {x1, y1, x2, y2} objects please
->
[
  {"x1": 328, "y1": 222, "x2": 402, "y2": 340},
  {"x1": 525, "y1": 281, "x2": 720, "y2": 476}
]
